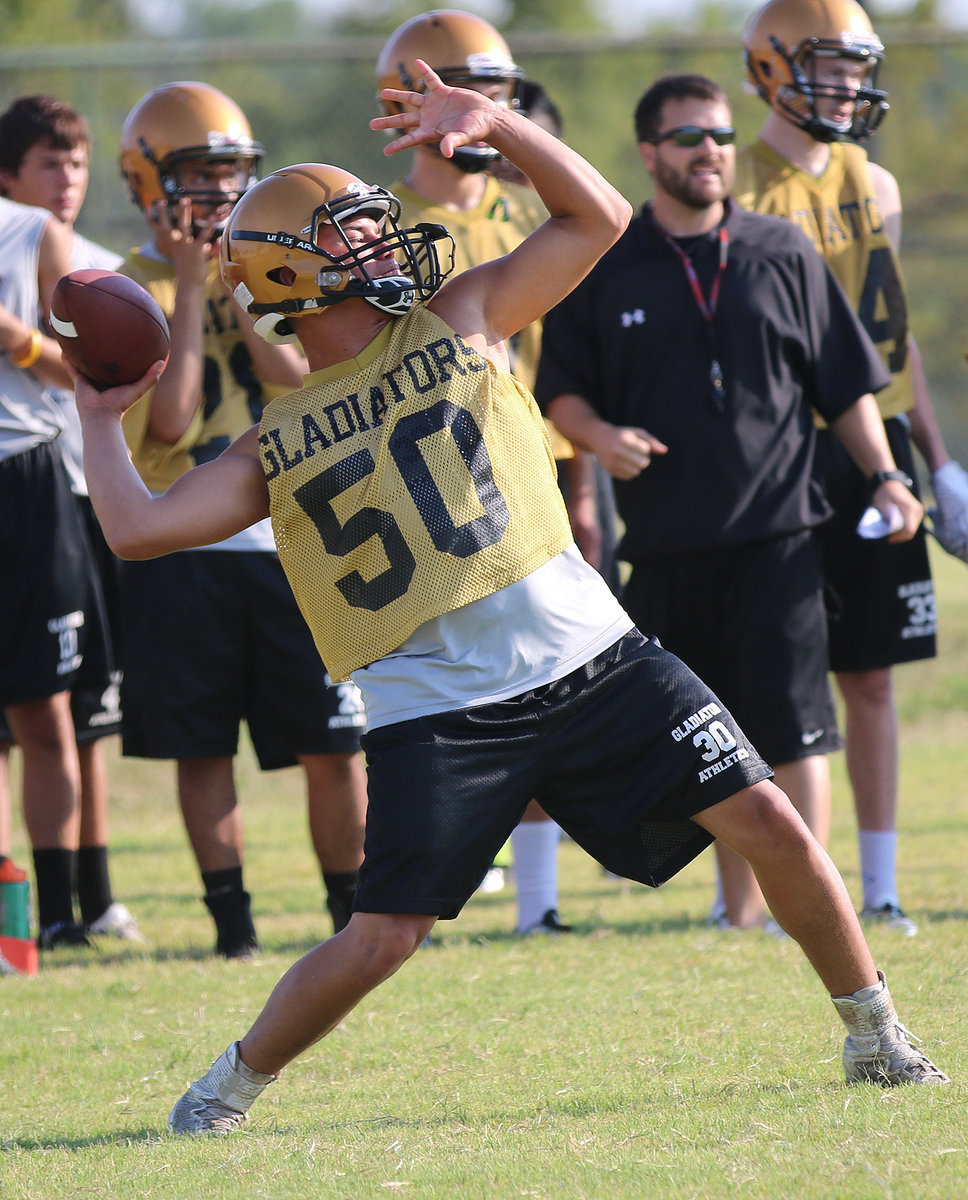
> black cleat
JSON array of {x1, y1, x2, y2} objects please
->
[
  {"x1": 38, "y1": 921, "x2": 93, "y2": 950},
  {"x1": 518, "y1": 908, "x2": 573, "y2": 936}
]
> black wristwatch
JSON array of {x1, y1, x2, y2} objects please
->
[{"x1": 870, "y1": 468, "x2": 914, "y2": 491}]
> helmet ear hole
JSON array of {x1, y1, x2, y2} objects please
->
[{"x1": 267, "y1": 266, "x2": 297, "y2": 286}]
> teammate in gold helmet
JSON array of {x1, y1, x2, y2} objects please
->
[
  {"x1": 734, "y1": 0, "x2": 968, "y2": 939},
  {"x1": 377, "y1": 9, "x2": 524, "y2": 174},
  {"x1": 377, "y1": 12, "x2": 583, "y2": 934},
  {"x1": 117, "y1": 82, "x2": 370, "y2": 960},
  {"x1": 743, "y1": 0, "x2": 888, "y2": 142},
  {"x1": 120, "y1": 81, "x2": 263, "y2": 229}
]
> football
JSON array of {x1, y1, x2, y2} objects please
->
[{"x1": 49, "y1": 268, "x2": 169, "y2": 390}]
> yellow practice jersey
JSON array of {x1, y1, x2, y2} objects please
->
[
  {"x1": 392, "y1": 176, "x2": 572, "y2": 459},
  {"x1": 260, "y1": 305, "x2": 573, "y2": 681},
  {"x1": 118, "y1": 253, "x2": 273, "y2": 490},
  {"x1": 734, "y1": 139, "x2": 913, "y2": 420}
]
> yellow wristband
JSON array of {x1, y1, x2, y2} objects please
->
[{"x1": 10, "y1": 327, "x2": 43, "y2": 370}]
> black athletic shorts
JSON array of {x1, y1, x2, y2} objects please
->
[
  {"x1": 814, "y1": 418, "x2": 937, "y2": 672},
  {"x1": 357, "y1": 630, "x2": 772, "y2": 919},
  {"x1": 120, "y1": 549, "x2": 365, "y2": 768},
  {"x1": 622, "y1": 531, "x2": 840, "y2": 767},
  {"x1": 0, "y1": 441, "x2": 108, "y2": 710},
  {"x1": 66, "y1": 496, "x2": 122, "y2": 743}
]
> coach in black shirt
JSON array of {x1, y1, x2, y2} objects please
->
[{"x1": 536, "y1": 73, "x2": 921, "y2": 931}]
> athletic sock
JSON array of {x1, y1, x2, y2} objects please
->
[
  {"x1": 32, "y1": 847, "x2": 78, "y2": 932},
  {"x1": 201, "y1": 868, "x2": 257, "y2": 958},
  {"x1": 76, "y1": 844, "x2": 114, "y2": 925},
  {"x1": 709, "y1": 872, "x2": 727, "y2": 922},
  {"x1": 512, "y1": 820, "x2": 561, "y2": 932},
  {"x1": 322, "y1": 870, "x2": 359, "y2": 933},
  {"x1": 858, "y1": 829, "x2": 899, "y2": 910},
  {"x1": 201, "y1": 865, "x2": 245, "y2": 899}
]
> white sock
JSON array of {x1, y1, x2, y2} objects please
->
[
  {"x1": 512, "y1": 820, "x2": 560, "y2": 932},
  {"x1": 859, "y1": 829, "x2": 898, "y2": 910},
  {"x1": 710, "y1": 871, "x2": 726, "y2": 921}
]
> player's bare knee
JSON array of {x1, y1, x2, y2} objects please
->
[
  {"x1": 836, "y1": 667, "x2": 892, "y2": 709},
  {"x1": 754, "y1": 785, "x2": 811, "y2": 844},
  {"x1": 345, "y1": 913, "x2": 434, "y2": 983},
  {"x1": 703, "y1": 779, "x2": 811, "y2": 860}
]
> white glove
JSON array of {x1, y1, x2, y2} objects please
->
[{"x1": 928, "y1": 460, "x2": 968, "y2": 562}]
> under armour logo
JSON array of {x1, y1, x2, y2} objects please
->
[{"x1": 621, "y1": 309, "x2": 645, "y2": 327}]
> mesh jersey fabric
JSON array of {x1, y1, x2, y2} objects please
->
[
  {"x1": 734, "y1": 139, "x2": 912, "y2": 422},
  {"x1": 261, "y1": 305, "x2": 573, "y2": 681},
  {"x1": 391, "y1": 175, "x2": 571, "y2": 460}
]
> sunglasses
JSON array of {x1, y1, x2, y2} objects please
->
[{"x1": 648, "y1": 125, "x2": 736, "y2": 148}]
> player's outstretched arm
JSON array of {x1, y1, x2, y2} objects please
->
[
  {"x1": 75, "y1": 365, "x2": 270, "y2": 559},
  {"x1": 373, "y1": 61, "x2": 631, "y2": 354}
]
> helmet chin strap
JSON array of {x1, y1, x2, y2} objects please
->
[
  {"x1": 244, "y1": 275, "x2": 417, "y2": 341},
  {"x1": 776, "y1": 86, "x2": 848, "y2": 144},
  {"x1": 802, "y1": 113, "x2": 845, "y2": 143},
  {"x1": 790, "y1": 106, "x2": 878, "y2": 144},
  {"x1": 451, "y1": 146, "x2": 501, "y2": 175}
]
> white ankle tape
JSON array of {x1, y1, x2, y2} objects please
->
[{"x1": 210, "y1": 1042, "x2": 276, "y2": 1111}]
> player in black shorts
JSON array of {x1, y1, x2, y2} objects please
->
[
  {"x1": 115, "y1": 82, "x2": 368, "y2": 956},
  {"x1": 0, "y1": 93, "x2": 143, "y2": 944},
  {"x1": 737, "y1": 0, "x2": 968, "y2": 934},
  {"x1": 73, "y1": 62, "x2": 946, "y2": 1131}
]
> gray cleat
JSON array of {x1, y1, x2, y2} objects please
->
[
  {"x1": 841, "y1": 1023, "x2": 950, "y2": 1086},
  {"x1": 168, "y1": 1041, "x2": 276, "y2": 1134},
  {"x1": 832, "y1": 971, "x2": 949, "y2": 1086}
]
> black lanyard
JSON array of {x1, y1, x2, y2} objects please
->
[{"x1": 651, "y1": 213, "x2": 730, "y2": 413}]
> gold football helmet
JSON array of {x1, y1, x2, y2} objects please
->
[
  {"x1": 743, "y1": 0, "x2": 888, "y2": 141},
  {"x1": 220, "y1": 163, "x2": 455, "y2": 342},
  {"x1": 376, "y1": 9, "x2": 524, "y2": 172},
  {"x1": 119, "y1": 81, "x2": 264, "y2": 214}
]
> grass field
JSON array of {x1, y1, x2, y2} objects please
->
[{"x1": 1, "y1": 545, "x2": 965, "y2": 1200}]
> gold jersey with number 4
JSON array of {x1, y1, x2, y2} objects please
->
[
  {"x1": 734, "y1": 139, "x2": 913, "y2": 420},
  {"x1": 260, "y1": 305, "x2": 573, "y2": 681}
]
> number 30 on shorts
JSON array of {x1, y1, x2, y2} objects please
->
[
  {"x1": 694, "y1": 721, "x2": 738, "y2": 762},
  {"x1": 293, "y1": 398, "x2": 511, "y2": 611}
]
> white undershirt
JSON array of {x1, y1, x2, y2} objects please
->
[{"x1": 355, "y1": 544, "x2": 634, "y2": 730}]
